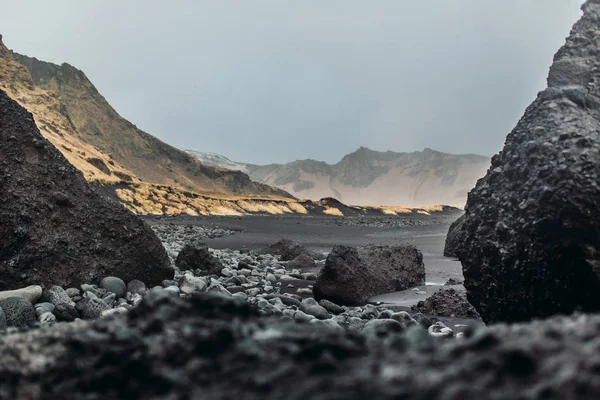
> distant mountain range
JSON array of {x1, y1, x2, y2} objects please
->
[{"x1": 186, "y1": 147, "x2": 491, "y2": 206}]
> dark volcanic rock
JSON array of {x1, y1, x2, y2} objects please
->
[
  {"x1": 0, "y1": 297, "x2": 35, "y2": 327},
  {"x1": 175, "y1": 241, "x2": 223, "y2": 275},
  {"x1": 412, "y1": 288, "x2": 480, "y2": 319},
  {"x1": 443, "y1": 214, "x2": 465, "y2": 258},
  {"x1": 287, "y1": 254, "x2": 318, "y2": 270},
  {"x1": 313, "y1": 244, "x2": 425, "y2": 305},
  {"x1": 3, "y1": 293, "x2": 600, "y2": 399},
  {"x1": 259, "y1": 238, "x2": 325, "y2": 261},
  {"x1": 0, "y1": 90, "x2": 173, "y2": 289},
  {"x1": 455, "y1": 1, "x2": 600, "y2": 323}
]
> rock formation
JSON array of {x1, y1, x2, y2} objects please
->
[
  {"x1": 456, "y1": 0, "x2": 600, "y2": 323},
  {"x1": 0, "y1": 90, "x2": 173, "y2": 289},
  {"x1": 443, "y1": 214, "x2": 466, "y2": 257},
  {"x1": 259, "y1": 239, "x2": 325, "y2": 261},
  {"x1": 2, "y1": 292, "x2": 600, "y2": 399},
  {"x1": 313, "y1": 244, "x2": 425, "y2": 305}
]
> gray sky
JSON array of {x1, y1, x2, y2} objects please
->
[{"x1": 0, "y1": 1, "x2": 584, "y2": 164}]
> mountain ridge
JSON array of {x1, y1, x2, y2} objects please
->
[{"x1": 187, "y1": 146, "x2": 491, "y2": 206}]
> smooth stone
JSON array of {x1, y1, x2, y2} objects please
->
[
  {"x1": 391, "y1": 311, "x2": 418, "y2": 327},
  {"x1": 65, "y1": 288, "x2": 80, "y2": 298},
  {"x1": 0, "y1": 285, "x2": 42, "y2": 303},
  {"x1": 54, "y1": 303, "x2": 80, "y2": 322},
  {"x1": 428, "y1": 321, "x2": 454, "y2": 338},
  {"x1": 318, "y1": 299, "x2": 344, "y2": 315},
  {"x1": 164, "y1": 286, "x2": 180, "y2": 296},
  {"x1": 361, "y1": 319, "x2": 404, "y2": 336},
  {"x1": 179, "y1": 273, "x2": 208, "y2": 295},
  {"x1": 100, "y1": 277, "x2": 127, "y2": 298},
  {"x1": 293, "y1": 310, "x2": 315, "y2": 322},
  {"x1": 296, "y1": 288, "x2": 312, "y2": 295},
  {"x1": 100, "y1": 307, "x2": 128, "y2": 317},
  {"x1": 35, "y1": 302, "x2": 55, "y2": 316},
  {"x1": 310, "y1": 318, "x2": 344, "y2": 332},
  {"x1": 347, "y1": 317, "x2": 366, "y2": 332}
]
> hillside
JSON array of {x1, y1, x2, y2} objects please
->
[
  {"x1": 187, "y1": 147, "x2": 491, "y2": 206},
  {"x1": 7, "y1": 44, "x2": 292, "y2": 199}
]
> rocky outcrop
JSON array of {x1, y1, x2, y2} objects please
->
[
  {"x1": 0, "y1": 90, "x2": 173, "y2": 289},
  {"x1": 259, "y1": 239, "x2": 325, "y2": 261},
  {"x1": 313, "y1": 244, "x2": 425, "y2": 305},
  {"x1": 443, "y1": 214, "x2": 465, "y2": 257},
  {"x1": 2, "y1": 293, "x2": 600, "y2": 399},
  {"x1": 455, "y1": 1, "x2": 600, "y2": 323},
  {"x1": 412, "y1": 288, "x2": 480, "y2": 319}
]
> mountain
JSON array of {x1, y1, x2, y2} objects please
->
[
  {"x1": 185, "y1": 150, "x2": 251, "y2": 173},
  {"x1": 187, "y1": 147, "x2": 491, "y2": 206},
  {"x1": 4, "y1": 40, "x2": 291, "y2": 200}
]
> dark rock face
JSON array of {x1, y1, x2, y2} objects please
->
[
  {"x1": 412, "y1": 288, "x2": 480, "y2": 319},
  {"x1": 443, "y1": 214, "x2": 465, "y2": 258},
  {"x1": 0, "y1": 90, "x2": 173, "y2": 289},
  {"x1": 0, "y1": 297, "x2": 35, "y2": 327},
  {"x1": 259, "y1": 238, "x2": 325, "y2": 261},
  {"x1": 287, "y1": 254, "x2": 317, "y2": 270},
  {"x1": 455, "y1": 1, "x2": 600, "y2": 324},
  {"x1": 313, "y1": 244, "x2": 425, "y2": 305},
  {"x1": 175, "y1": 241, "x2": 223, "y2": 275},
  {"x1": 3, "y1": 293, "x2": 600, "y2": 399}
]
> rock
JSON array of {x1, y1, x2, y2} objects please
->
[
  {"x1": 259, "y1": 238, "x2": 325, "y2": 261},
  {"x1": 0, "y1": 91, "x2": 172, "y2": 289},
  {"x1": 65, "y1": 288, "x2": 80, "y2": 298},
  {"x1": 38, "y1": 312, "x2": 56, "y2": 325},
  {"x1": 412, "y1": 313, "x2": 433, "y2": 329},
  {"x1": 0, "y1": 285, "x2": 42, "y2": 303},
  {"x1": 390, "y1": 312, "x2": 418, "y2": 327},
  {"x1": 100, "y1": 307, "x2": 128, "y2": 317},
  {"x1": 164, "y1": 286, "x2": 180, "y2": 296},
  {"x1": 412, "y1": 288, "x2": 480, "y2": 319},
  {"x1": 43, "y1": 286, "x2": 78, "y2": 321},
  {"x1": 296, "y1": 288, "x2": 312, "y2": 296},
  {"x1": 347, "y1": 316, "x2": 366, "y2": 332},
  {"x1": 100, "y1": 277, "x2": 127, "y2": 298},
  {"x1": 309, "y1": 318, "x2": 344, "y2": 332},
  {"x1": 127, "y1": 279, "x2": 147, "y2": 295},
  {"x1": 293, "y1": 310, "x2": 315, "y2": 322},
  {"x1": 443, "y1": 214, "x2": 466, "y2": 258},
  {"x1": 428, "y1": 321, "x2": 454, "y2": 338},
  {"x1": 314, "y1": 244, "x2": 425, "y2": 305},
  {"x1": 179, "y1": 272, "x2": 208, "y2": 295},
  {"x1": 361, "y1": 319, "x2": 404, "y2": 337},
  {"x1": 35, "y1": 302, "x2": 55, "y2": 316},
  {"x1": 0, "y1": 297, "x2": 35, "y2": 327},
  {"x1": 300, "y1": 298, "x2": 330, "y2": 320},
  {"x1": 287, "y1": 254, "x2": 317, "y2": 270},
  {"x1": 361, "y1": 304, "x2": 380, "y2": 320},
  {"x1": 175, "y1": 241, "x2": 224, "y2": 276},
  {"x1": 0, "y1": 307, "x2": 5, "y2": 331},
  {"x1": 454, "y1": 4, "x2": 600, "y2": 324},
  {"x1": 318, "y1": 299, "x2": 344, "y2": 315},
  {"x1": 278, "y1": 295, "x2": 302, "y2": 309},
  {"x1": 444, "y1": 278, "x2": 463, "y2": 286},
  {"x1": 76, "y1": 297, "x2": 110, "y2": 319}
]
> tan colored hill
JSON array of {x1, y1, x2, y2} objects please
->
[
  {"x1": 188, "y1": 147, "x2": 491, "y2": 207},
  {"x1": 0, "y1": 36, "x2": 138, "y2": 183},
  {"x1": 8, "y1": 44, "x2": 292, "y2": 199}
]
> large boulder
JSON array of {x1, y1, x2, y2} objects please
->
[
  {"x1": 259, "y1": 238, "x2": 325, "y2": 261},
  {"x1": 443, "y1": 214, "x2": 466, "y2": 258},
  {"x1": 175, "y1": 241, "x2": 223, "y2": 275},
  {"x1": 0, "y1": 90, "x2": 172, "y2": 289},
  {"x1": 313, "y1": 244, "x2": 425, "y2": 305},
  {"x1": 455, "y1": 2, "x2": 600, "y2": 323},
  {"x1": 412, "y1": 288, "x2": 480, "y2": 319}
]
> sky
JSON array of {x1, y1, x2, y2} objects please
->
[{"x1": 0, "y1": 1, "x2": 585, "y2": 164}]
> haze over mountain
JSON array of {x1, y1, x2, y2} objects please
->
[{"x1": 187, "y1": 147, "x2": 490, "y2": 206}]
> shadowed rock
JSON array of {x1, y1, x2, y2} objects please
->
[
  {"x1": 0, "y1": 90, "x2": 173, "y2": 289},
  {"x1": 313, "y1": 244, "x2": 425, "y2": 305},
  {"x1": 175, "y1": 241, "x2": 223, "y2": 276},
  {"x1": 443, "y1": 214, "x2": 466, "y2": 258},
  {"x1": 455, "y1": 1, "x2": 600, "y2": 323},
  {"x1": 259, "y1": 238, "x2": 325, "y2": 261}
]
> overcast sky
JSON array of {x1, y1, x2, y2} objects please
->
[{"x1": 0, "y1": 1, "x2": 584, "y2": 164}]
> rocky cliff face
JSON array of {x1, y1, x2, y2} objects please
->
[
  {"x1": 455, "y1": 0, "x2": 600, "y2": 323},
  {"x1": 9, "y1": 50, "x2": 292, "y2": 199},
  {"x1": 188, "y1": 147, "x2": 490, "y2": 206},
  {"x1": 0, "y1": 89, "x2": 173, "y2": 289}
]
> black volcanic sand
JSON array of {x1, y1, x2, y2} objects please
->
[{"x1": 144, "y1": 212, "x2": 484, "y2": 330}]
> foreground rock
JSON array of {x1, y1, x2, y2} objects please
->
[
  {"x1": 314, "y1": 244, "x2": 425, "y2": 305},
  {"x1": 443, "y1": 214, "x2": 465, "y2": 258},
  {"x1": 259, "y1": 238, "x2": 325, "y2": 261},
  {"x1": 412, "y1": 288, "x2": 480, "y2": 319},
  {"x1": 2, "y1": 293, "x2": 600, "y2": 399},
  {"x1": 0, "y1": 90, "x2": 173, "y2": 289},
  {"x1": 455, "y1": 2, "x2": 600, "y2": 323}
]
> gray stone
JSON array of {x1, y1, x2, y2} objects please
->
[
  {"x1": 361, "y1": 319, "x2": 404, "y2": 336},
  {"x1": 300, "y1": 298, "x2": 330, "y2": 320},
  {"x1": 101, "y1": 307, "x2": 128, "y2": 317},
  {"x1": 179, "y1": 273, "x2": 208, "y2": 295},
  {"x1": 293, "y1": 310, "x2": 315, "y2": 322},
  {"x1": 38, "y1": 312, "x2": 56, "y2": 326},
  {"x1": 0, "y1": 307, "x2": 6, "y2": 331},
  {"x1": 428, "y1": 321, "x2": 454, "y2": 338},
  {"x1": 314, "y1": 244, "x2": 425, "y2": 305},
  {"x1": 318, "y1": 299, "x2": 344, "y2": 315},
  {"x1": 65, "y1": 288, "x2": 80, "y2": 298},
  {"x1": 100, "y1": 277, "x2": 127, "y2": 298},
  {"x1": 127, "y1": 279, "x2": 147, "y2": 295},
  {"x1": 35, "y1": 302, "x2": 55, "y2": 317},
  {"x1": 76, "y1": 297, "x2": 110, "y2": 319},
  {"x1": 0, "y1": 297, "x2": 35, "y2": 328},
  {"x1": 0, "y1": 285, "x2": 42, "y2": 303},
  {"x1": 175, "y1": 241, "x2": 224, "y2": 276},
  {"x1": 164, "y1": 286, "x2": 180, "y2": 296},
  {"x1": 43, "y1": 286, "x2": 78, "y2": 321}
]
